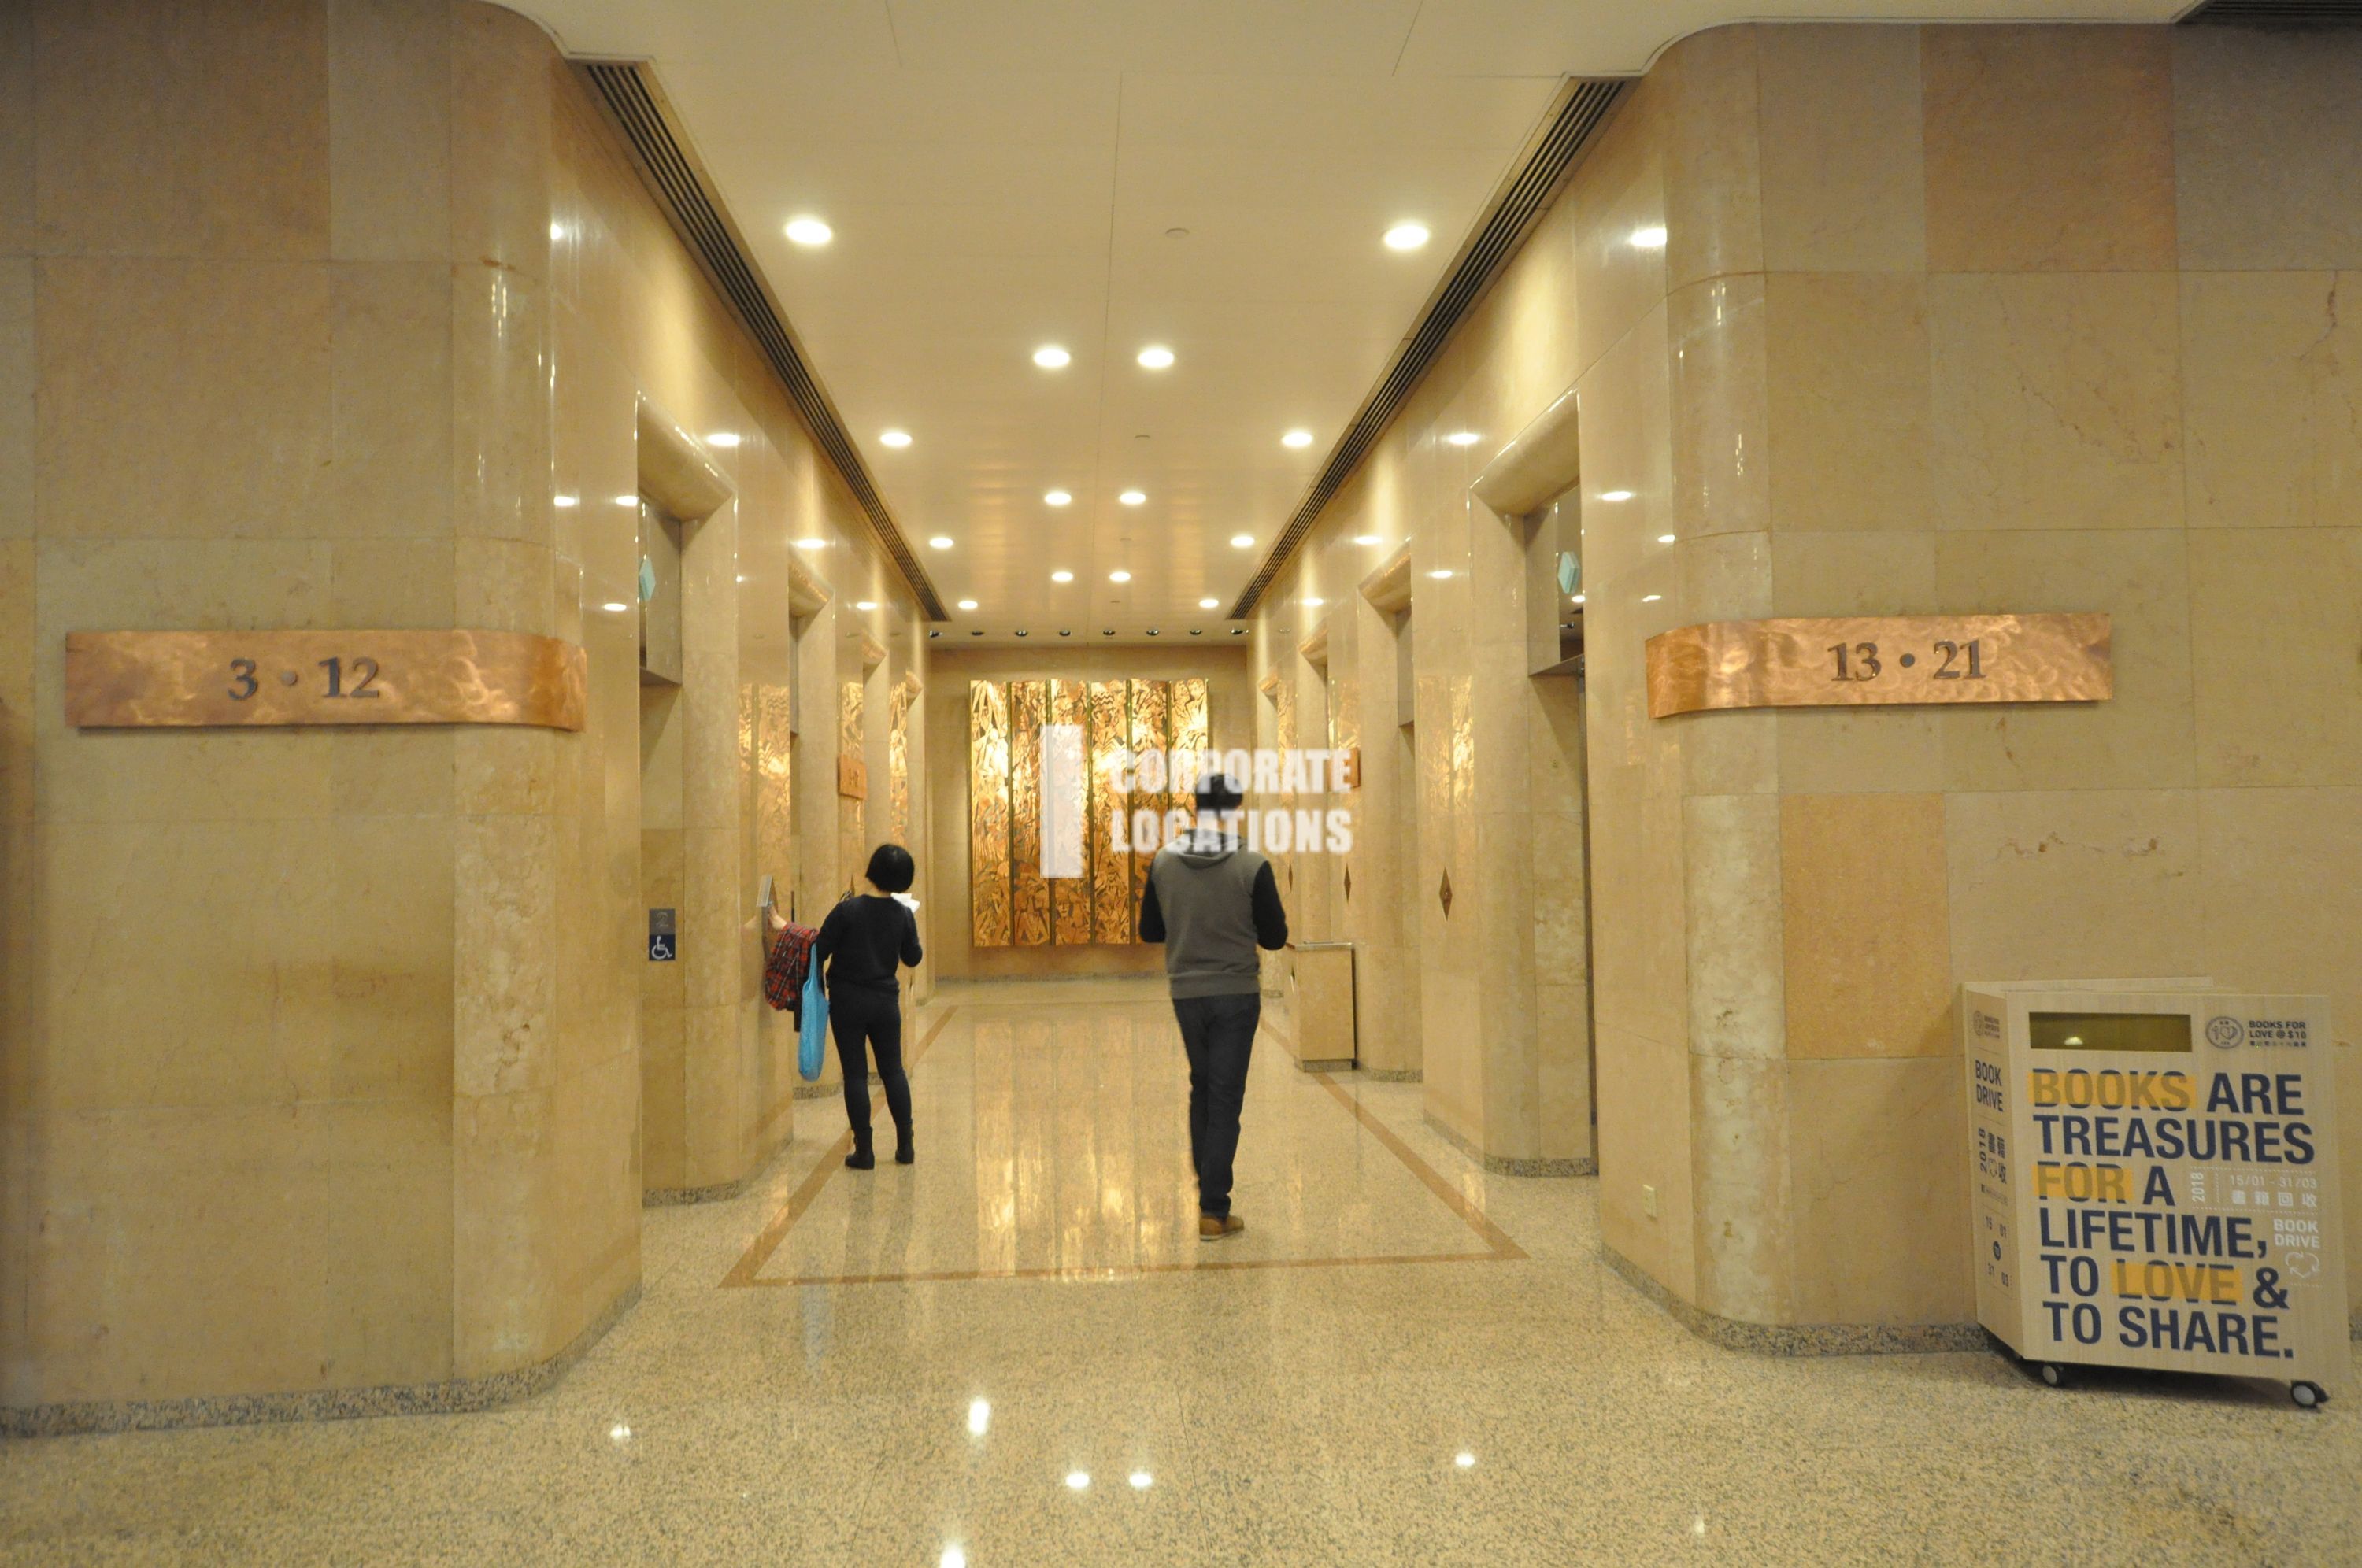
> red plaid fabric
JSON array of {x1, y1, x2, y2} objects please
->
[{"x1": 762, "y1": 922, "x2": 819, "y2": 1012}]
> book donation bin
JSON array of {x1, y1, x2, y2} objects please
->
[{"x1": 1963, "y1": 982, "x2": 2347, "y2": 1408}]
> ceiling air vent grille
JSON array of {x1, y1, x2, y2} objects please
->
[
  {"x1": 1231, "y1": 77, "x2": 1629, "y2": 619},
  {"x1": 2181, "y1": 1, "x2": 2362, "y2": 22},
  {"x1": 577, "y1": 61, "x2": 947, "y2": 619}
]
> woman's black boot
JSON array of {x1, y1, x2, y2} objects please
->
[
  {"x1": 845, "y1": 1131, "x2": 876, "y2": 1170},
  {"x1": 894, "y1": 1125, "x2": 915, "y2": 1166}
]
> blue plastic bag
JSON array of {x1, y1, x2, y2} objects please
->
[{"x1": 798, "y1": 967, "x2": 828, "y2": 1081}]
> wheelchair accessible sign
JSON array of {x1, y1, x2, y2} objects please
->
[{"x1": 648, "y1": 908, "x2": 676, "y2": 962}]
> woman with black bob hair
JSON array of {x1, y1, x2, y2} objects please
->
[{"x1": 812, "y1": 843, "x2": 924, "y2": 1167}]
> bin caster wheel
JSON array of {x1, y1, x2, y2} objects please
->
[
  {"x1": 2291, "y1": 1382, "x2": 2326, "y2": 1411},
  {"x1": 2037, "y1": 1363, "x2": 2071, "y2": 1389}
]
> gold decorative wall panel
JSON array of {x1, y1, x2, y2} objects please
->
[
  {"x1": 1087, "y1": 681, "x2": 1133, "y2": 942},
  {"x1": 972, "y1": 676, "x2": 1212, "y2": 947},
  {"x1": 969, "y1": 680, "x2": 1011, "y2": 945},
  {"x1": 1050, "y1": 680, "x2": 1096, "y2": 945},
  {"x1": 839, "y1": 679, "x2": 866, "y2": 877},
  {"x1": 1644, "y1": 613, "x2": 2113, "y2": 718},
  {"x1": 1009, "y1": 680, "x2": 1051, "y2": 945},
  {"x1": 756, "y1": 684, "x2": 794, "y2": 895},
  {"x1": 1127, "y1": 679, "x2": 1170, "y2": 919},
  {"x1": 64, "y1": 629, "x2": 587, "y2": 730},
  {"x1": 888, "y1": 676, "x2": 915, "y2": 845}
]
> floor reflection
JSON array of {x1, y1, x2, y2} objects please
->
[{"x1": 730, "y1": 993, "x2": 1515, "y2": 1286}]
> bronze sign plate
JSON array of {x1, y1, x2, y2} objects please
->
[
  {"x1": 836, "y1": 755, "x2": 868, "y2": 801},
  {"x1": 1645, "y1": 612, "x2": 2111, "y2": 719},
  {"x1": 65, "y1": 630, "x2": 587, "y2": 730}
]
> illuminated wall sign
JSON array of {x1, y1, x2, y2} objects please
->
[
  {"x1": 1964, "y1": 982, "x2": 2347, "y2": 1404},
  {"x1": 65, "y1": 631, "x2": 587, "y2": 730},
  {"x1": 1644, "y1": 612, "x2": 2110, "y2": 718}
]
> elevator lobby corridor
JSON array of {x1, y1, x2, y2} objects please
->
[{"x1": 0, "y1": 982, "x2": 2351, "y2": 1564}]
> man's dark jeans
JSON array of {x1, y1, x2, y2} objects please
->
[{"x1": 1172, "y1": 992, "x2": 1259, "y2": 1219}]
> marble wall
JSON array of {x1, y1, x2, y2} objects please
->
[
  {"x1": 1260, "y1": 21, "x2": 2362, "y2": 1329},
  {"x1": 924, "y1": 649, "x2": 1254, "y2": 983},
  {"x1": 0, "y1": 0, "x2": 923, "y2": 1421}
]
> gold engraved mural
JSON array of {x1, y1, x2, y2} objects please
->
[
  {"x1": 756, "y1": 684, "x2": 794, "y2": 896},
  {"x1": 1009, "y1": 680, "x2": 1051, "y2": 945},
  {"x1": 971, "y1": 676, "x2": 1215, "y2": 948},
  {"x1": 1127, "y1": 679, "x2": 1170, "y2": 919},
  {"x1": 1049, "y1": 680, "x2": 1096, "y2": 945},
  {"x1": 1088, "y1": 680, "x2": 1132, "y2": 943},
  {"x1": 888, "y1": 675, "x2": 916, "y2": 845},
  {"x1": 969, "y1": 680, "x2": 1012, "y2": 945}
]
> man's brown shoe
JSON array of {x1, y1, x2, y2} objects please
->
[{"x1": 1198, "y1": 1214, "x2": 1245, "y2": 1242}]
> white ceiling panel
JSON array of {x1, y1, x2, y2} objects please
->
[{"x1": 513, "y1": 0, "x2": 2186, "y2": 634}]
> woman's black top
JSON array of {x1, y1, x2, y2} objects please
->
[{"x1": 813, "y1": 895, "x2": 922, "y2": 997}]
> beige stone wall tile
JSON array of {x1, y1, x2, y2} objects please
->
[
  {"x1": 1691, "y1": 1053, "x2": 1792, "y2": 1324},
  {"x1": 1944, "y1": 788, "x2": 2203, "y2": 982},
  {"x1": 455, "y1": 727, "x2": 557, "y2": 816},
  {"x1": 38, "y1": 820, "x2": 339, "y2": 1113},
  {"x1": 0, "y1": 539, "x2": 29, "y2": 828},
  {"x1": 1780, "y1": 793, "x2": 1951, "y2": 1060},
  {"x1": 0, "y1": 6, "x2": 28, "y2": 255},
  {"x1": 1764, "y1": 274, "x2": 1931, "y2": 534},
  {"x1": 2174, "y1": 28, "x2": 2362, "y2": 272},
  {"x1": 331, "y1": 262, "x2": 453, "y2": 538},
  {"x1": 0, "y1": 258, "x2": 28, "y2": 540},
  {"x1": 2188, "y1": 528, "x2": 2362, "y2": 788},
  {"x1": 1930, "y1": 273, "x2": 2183, "y2": 534},
  {"x1": 1683, "y1": 793, "x2": 1785, "y2": 1061},
  {"x1": 1922, "y1": 25, "x2": 2176, "y2": 272},
  {"x1": 450, "y1": 0, "x2": 552, "y2": 285},
  {"x1": 2196, "y1": 786, "x2": 2362, "y2": 1298},
  {"x1": 329, "y1": 538, "x2": 456, "y2": 630},
  {"x1": 1668, "y1": 275, "x2": 1769, "y2": 542},
  {"x1": 1787, "y1": 1056, "x2": 1973, "y2": 1324},
  {"x1": 23, "y1": 1105, "x2": 332, "y2": 1403},
  {"x1": 681, "y1": 827, "x2": 741, "y2": 1011},
  {"x1": 454, "y1": 537, "x2": 557, "y2": 635},
  {"x1": 37, "y1": 259, "x2": 331, "y2": 538},
  {"x1": 1934, "y1": 528, "x2": 2194, "y2": 792},
  {"x1": 639, "y1": 1001, "x2": 686, "y2": 1189},
  {"x1": 324, "y1": 1097, "x2": 454, "y2": 1387},
  {"x1": 326, "y1": 0, "x2": 452, "y2": 261},
  {"x1": 1535, "y1": 980, "x2": 1593, "y2": 1163},
  {"x1": 32, "y1": 0, "x2": 328, "y2": 259},
  {"x1": 1659, "y1": 25, "x2": 1763, "y2": 293},
  {"x1": 1770, "y1": 529, "x2": 1938, "y2": 618},
  {"x1": 451, "y1": 1085, "x2": 554, "y2": 1375},
  {"x1": 451, "y1": 266, "x2": 551, "y2": 545},
  {"x1": 1597, "y1": 1024, "x2": 1695, "y2": 1300},
  {"x1": 682, "y1": 1002, "x2": 750, "y2": 1187},
  {"x1": 454, "y1": 813, "x2": 557, "y2": 1098},
  {"x1": 1566, "y1": 86, "x2": 1667, "y2": 380},
  {"x1": 328, "y1": 814, "x2": 454, "y2": 1104},
  {"x1": 2182, "y1": 272, "x2": 2362, "y2": 532},
  {"x1": 326, "y1": 728, "x2": 454, "y2": 819},
  {"x1": 1757, "y1": 24, "x2": 1925, "y2": 273}
]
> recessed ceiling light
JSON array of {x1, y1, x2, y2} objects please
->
[
  {"x1": 1050, "y1": 569, "x2": 1074, "y2": 583},
  {"x1": 1427, "y1": 568, "x2": 1453, "y2": 579},
  {"x1": 1032, "y1": 344, "x2": 1071, "y2": 368},
  {"x1": 1136, "y1": 345, "x2": 1175, "y2": 369},
  {"x1": 1109, "y1": 570, "x2": 1131, "y2": 583},
  {"x1": 1629, "y1": 224, "x2": 1668, "y2": 250},
  {"x1": 1282, "y1": 429, "x2": 1313, "y2": 449},
  {"x1": 1146, "y1": 628, "x2": 1160, "y2": 637},
  {"x1": 1352, "y1": 534, "x2": 1381, "y2": 546},
  {"x1": 1642, "y1": 594, "x2": 1663, "y2": 603},
  {"x1": 1045, "y1": 490, "x2": 1072, "y2": 506},
  {"x1": 705, "y1": 432, "x2": 741, "y2": 448},
  {"x1": 1230, "y1": 534, "x2": 1254, "y2": 549},
  {"x1": 1230, "y1": 627, "x2": 1246, "y2": 636},
  {"x1": 794, "y1": 537, "x2": 825, "y2": 549},
  {"x1": 1058, "y1": 629, "x2": 1072, "y2": 637},
  {"x1": 929, "y1": 535, "x2": 954, "y2": 550},
  {"x1": 553, "y1": 494, "x2": 579, "y2": 508},
  {"x1": 856, "y1": 600, "x2": 876, "y2": 611},
  {"x1": 601, "y1": 601, "x2": 629, "y2": 613},
  {"x1": 1014, "y1": 629, "x2": 1029, "y2": 638},
  {"x1": 1599, "y1": 490, "x2": 1635, "y2": 502},
  {"x1": 1119, "y1": 490, "x2": 1146, "y2": 506},
  {"x1": 1445, "y1": 431, "x2": 1481, "y2": 446},
  {"x1": 1190, "y1": 628, "x2": 1202, "y2": 636},
  {"x1": 785, "y1": 216, "x2": 833, "y2": 246},
  {"x1": 1199, "y1": 597, "x2": 1220, "y2": 609},
  {"x1": 1572, "y1": 594, "x2": 1586, "y2": 605},
  {"x1": 1383, "y1": 221, "x2": 1430, "y2": 250},
  {"x1": 957, "y1": 598, "x2": 978, "y2": 611},
  {"x1": 1657, "y1": 533, "x2": 1677, "y2": 544},
  {"x1": 879, "y1": 429, "x2": 912, "y2": 448}
]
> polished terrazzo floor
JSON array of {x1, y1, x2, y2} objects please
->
[{"x1": 3, "y1": 978, "x2": 2357, "y2": 1564}]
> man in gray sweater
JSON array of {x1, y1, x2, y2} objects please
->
[{"x1": 1138, "y1": 770, "x2": 1289, "y2": 1241}]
